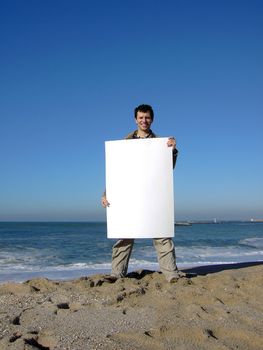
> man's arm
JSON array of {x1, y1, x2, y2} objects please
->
[
  {"x1": 172, "y1": 148, "x2": 178, "y2": 168},
  {"x1": 167, "y1": 137, "x2": 178, "y2": 169}
]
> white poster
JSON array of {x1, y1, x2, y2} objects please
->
[{"x1": 105, "y1": 138, "x2": 175, "y2": 239}]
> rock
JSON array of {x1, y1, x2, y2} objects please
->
[
  {"x1": 69, "y1": 302, "x2": 82, "y2": 312},
  {"x1": 57, "y1": 302, "x2": 70, "y2": 309},
  {"x1": 36, "y1": 330, "x2": 58, "y2": 349}
]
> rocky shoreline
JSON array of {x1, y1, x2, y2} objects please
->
[{"x1": 0, "y1": 264, "x2": 262, "y2": 349}]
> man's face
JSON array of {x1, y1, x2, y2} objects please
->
[{"x1": 135, "y1": 111, "x2": 153, "y2": 132}]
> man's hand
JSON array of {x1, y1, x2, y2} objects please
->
[
  {"x1": 101, "y1": 195, "x2": 110, "y2": 208},
  {"x1": 167, "y1": 137, "x2": 176, "y2": 150}
]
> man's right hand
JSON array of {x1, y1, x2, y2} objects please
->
[{"x1": 101, "y1": 195, "x2": 110, "y2": 208}]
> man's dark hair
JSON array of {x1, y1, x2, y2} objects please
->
[{"x1": 134, "y1": 104, "x2": 154, "y2": 120}]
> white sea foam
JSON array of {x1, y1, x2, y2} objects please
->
[
  {"x1": 239, "y1": 237, "x2": 263, "y2": 249},
  {"x1": 1, "y1": 221, "x2": 263, "y2": 283},
  {"x1": 2, "y1": 237, "x2": 263, "y2": 284},
  {"x1": 53, "y1": 262, "x2": 112, "y2": 271},
  {"x1": 177, "y1": 244, "x2": 263, "y2": 256},
  {"x1": 2, "y1": 244, "x2": 263, "y2": 273}
]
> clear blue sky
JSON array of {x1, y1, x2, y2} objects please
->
[{"x1": 1, "y1": 0, "x2": 262, "y2": 221}]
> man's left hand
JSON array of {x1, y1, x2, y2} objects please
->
[{"x1": 167, "y1": 137, "x2": 176, "y2": 150}]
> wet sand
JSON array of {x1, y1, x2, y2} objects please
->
[{"x1": 0, "y1": 263, "x2": 262, "y2": 350}]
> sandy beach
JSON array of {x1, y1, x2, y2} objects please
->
[{"x1": 0, "y1": 262, "x2": 262, "y2": 350}]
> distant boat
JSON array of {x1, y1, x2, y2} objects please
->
[
  {"x1": 174, "y1": 221, "x2": 192, "y2": 226},
  {"x1": 250, "y1": 218, "x2": 263, "y2": 222}
]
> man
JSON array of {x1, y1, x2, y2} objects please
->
[{"x1": 102, "y1": 104, "x2": 185, "y2": 283}]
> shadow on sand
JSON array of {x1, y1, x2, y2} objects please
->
[
  {"x1": 126, "y1": 261, "x2": 263, "y2": 280},
  {"x1": 184, "y1": 261, "x2": 263, "y2": 276}
]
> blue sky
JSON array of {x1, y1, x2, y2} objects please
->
[{"x1": 0, "y1": 0, "x2": 262, "y2": 221}]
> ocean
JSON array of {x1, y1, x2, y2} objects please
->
[{"x1": 0, "y1": 221, "x2": 263, "y2": 283}]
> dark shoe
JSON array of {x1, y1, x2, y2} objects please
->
[
  {"x1": 168, "y1": 270, "x2": 187, "y2": 283},
  {"x1": 102, "y1": 275, "x2": 118, "y2": 283}
]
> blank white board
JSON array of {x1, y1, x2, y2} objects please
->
[{"x1": 105, "y1": 138, "x2": 174, "y2": 239}]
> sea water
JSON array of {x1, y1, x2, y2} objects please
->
[{"x1": 0, "y1": 221, "x2": 263, "y2": 283}]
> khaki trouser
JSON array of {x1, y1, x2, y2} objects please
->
[{"x1": 111, "y1": 238, "x2": 178, "y2": 281}]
